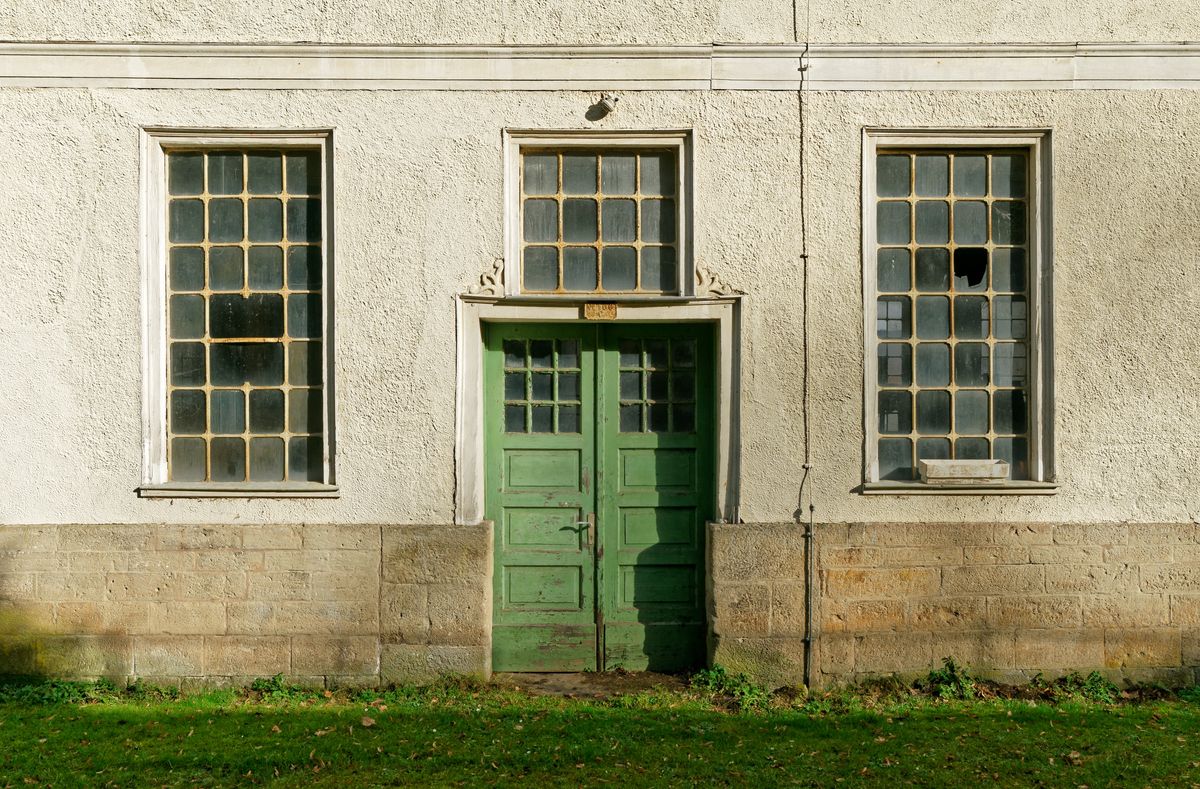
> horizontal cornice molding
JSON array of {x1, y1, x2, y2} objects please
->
[{"x1": 0, "y1": 41, "x2": 1197, "y2": 90}]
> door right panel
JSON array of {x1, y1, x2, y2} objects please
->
[{"x1": 598, "y1": 325, "x2": 714, "y2": 671}]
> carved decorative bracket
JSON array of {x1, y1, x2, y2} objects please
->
[
  {"x1": 694, "y1": 264, "x2": 744, "y2": 298},
  {"x1": 466, "y1": 258, "x2": 505, "y2": 297}
]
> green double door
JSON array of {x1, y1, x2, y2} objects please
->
[{"x1": 485, "y1": 322, "x2": 714, "y2": 672}]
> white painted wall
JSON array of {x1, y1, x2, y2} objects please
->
[
  {"x1": 1, "y1": 84, "x2": 1198, "y2": 524},
  {"x1": 1, "y1": 0, "x2": 1197, "y2": 44}
]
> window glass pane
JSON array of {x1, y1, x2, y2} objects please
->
[
  {"x1": 210, "y1": 390, "x2": 246, "y2": 435},
  {"x1": 248, "y1": 246, "x2": 284, "y2": 290},
  {"x1": 530, "y1": 373, "x2": 553, "y2": 401},
  {"x1": 208, "y1": 198, "x2": 244, "y2": 243},
  {"x1": 249, "y1": 437, "x2": 285, "y2": 481},
  {"x1": 915, "y1": 155, "x2": 949, "y2": 196},
  {"x1": 169, "y1": 199, "x2": 204, "y2": 243},
  {"x1": 875, "y1": 296, "x2": 911, "y2": 339},
  {"x1": 877, "y1": 343, "x2": 912, "y2": 387},
  {"x1": 602, "y1": 247, "x2": 637, "y2": 291},
  {"x1": 558, "y1": 406, "x2": 581, "y2": 434},
  {"x1": 531, "y1": 405, "x2": 553, "y2": 432},
  {"x1": 877, "y1": 202, "x2": 911, "y2": 245},
  {"x1": 285, "y1": 151, "x2": 321, "y2": 195},
  {"x1": 286, "y1": 198, "x2": 321, "y2": 242},
  {"x1": 169, "y1": 294, "x2": 205, "y2": 339},
  {"x1": 877, "y1": 249, "x2": 910, "y2": 292},
  {"x1": 210, "y1": 343, "x2": 284, "y2": 386},
  {"x1": 523, "y1": 199, "x2": 558, "y2": 243},
  {"x1": 250, "y1": 389, "x2": 285, "y2": 433},
  {"x1": 248, "y1": 198, "x2": 284, "y2": 242},
  {"x1": 955, "y1": 390, "x2": 989, "y2": 435},
  {"x1": 915, "y1": 343, "x2": 950, "y2": 386},
  {"x1": 287, "y1": 436, "x2": 323, "y2": 481},
  {"x1": 562, "y1": 154, "x2": 597, "y2": 194},
  {"x1": 878, "y1": 438, "x2": 913, "y2": 480},
  {"x1": 993, "y1": 343, "x2": 1027, "y2": 387},
  {"x1": 992, "y1": 248, "x2": 1026, "y2": 292},
  {"x1": 523, "y1": 153, "x2": 558, "y2": 195},
  {"x1": 170, "y1": 437, "x2": 206, "y2": 481},
  {"x1": 170, "y1": 342, "x2": 206, "y2": 387},
  {"x1": 641, "y1": 247, "x2": 676, "y2": 292},
  {"x1": 955, "y1": 437, "x2": 989, "y2": 460},
  {"x1": 991, "y1": 154, "x2": 1026, "y2": 198},
  {"x1": 288, "y1": 293, "x2": 322, "y2": 339},
  {"x1": 601, "y1": 154, "x2": 636, "y2": 194},
  {"x1": 620, "y1": 371, "x2": 642, "y2": 400},
  {"x1": 208, "y1": 247, "x2": 244, "y2": 291},
  {"x1": 247, "y1": 151, "x2": 282, "y2": 195},
  {"x1": 953, "y1": 296, "x2": 990, "y2": 339},
  {"x1": 916, "y1": 390, "x2": 951, "y2": 434},
  {"x1": 953, "y1": 155, "x2": 986, "y2": 196},
  {"x1": 505, "y1": 405, "x2": 526, "y2": 432},
  {"x1": 915, "y1": 248, "x2": 949, "y2": 292},
  {"x1": 640, "y1": 153, "x2": 675, "y2": 195},
  {"x1": 563, "y1": 198, "x2": 598, "y2": 242},
  {"x1": 876, "y1": 155, "x2": 910, "y2": 197},
  {"x1": 557, "y1": 340, "x2": 580, "y2": 369},
  {"x1": 602, "y1": 199, "x2": 636, "y2": 242},
  {"x1": 288, "y1": 341, "x2": 322, "y2": 386},
  {"x1": 208, "y1": 151, "x2": 243, "y2": 195},
  {"x1": 210, "y1": 294, "x2": 285, "y2": 339},
  {"x1": 170, "y1": 247, "x2": 205, "y2": 291},
  {"x1": 992, "y1": 201, "x2": 1027, "y2": 244},
  {"x1": 523, "y1": 247, "x2": 558, "y2": 291},
  {"x1": 558, "y1": 372, "x2": 580, "y2": 401},
  {"x1": 915, "y1": 296, "x2": 949, "y2": 339},
  {"x1": 289, "y1": 389, "x2": 323, "y2": 433},
  {"x1": 915, "y1": 200, "x2": 949, "y2": 244},
  {"x1": 953, "y1": 201, "x2": 987, "y2": 245},
  {"x1": 529, "y1": 340, "x2": 553, "y2": 368},
  {"x1": 993, "y1": 389, "x2": 1028, "y2": 434},
  {"x1": 287, "y1": 246, "x2": 323, "y2": 290},
  {"x1": 878, "y1": 390, "x2": 912, "y2": 434},
  {"x1": 994, "y1": 436, "x2": 1029, "y2": 480},
  {"x1": 563, "y1": 248, "x2": 598, "y2": 291},
  {"x1": 641, "y1": 199, "x2": 675, "y2": 243},
  {"x1": 168, "y1": 153, "x2": 203, "y2": 195},
  {"x1": 170, "y1": 390, "x2": 206, "y2": 434},
  {"x1": 994, "y1": 295, "x2": 1028, "y2": 339},
  {"x1": 620, "y1": 404, "x2": 642, "y2": 432},
  {"x1": 917, "y1": 437, "x2": 951, "y2": 461},
  {"x1": 954, "y1": 343, "x2": 990, "y2": 387}
]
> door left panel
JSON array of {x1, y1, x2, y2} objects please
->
[{"x1": 486, "y1": 324, "x2": 598, "y2": 671}]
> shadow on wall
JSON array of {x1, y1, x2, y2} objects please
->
[{"x1": 0, "y1": 544, "x2": 133, "y2": 683}]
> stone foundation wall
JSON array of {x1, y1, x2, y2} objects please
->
[
  {"x1": 709, "y1": 522, "x2": 1200, "y2": 689},
  {"x1": 0, "y1": 523, "x2": 491, "y2": 688}
]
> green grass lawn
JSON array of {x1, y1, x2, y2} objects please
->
[{"x1": 0, "y1": 677, "x2": 1198, "y2": 787}]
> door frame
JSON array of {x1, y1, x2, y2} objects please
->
[{"x1": 455, "y1": 296, "x2": 743, "y2": 528}]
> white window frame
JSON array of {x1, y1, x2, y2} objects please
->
[
  {"x1": 138, "y1": 128, "x2": 338, "y2": 498},
  {"x1": 502, "y1": 129, "x2": 694, "y2": 299},
  {"x1": 861, "y1": 128, "x2": 1056, "y2": 494}
]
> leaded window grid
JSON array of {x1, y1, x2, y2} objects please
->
[
  {"x1": 141, "y1": 130, "x2": 335, "y2": 495},
  {"x1": 503, "y1": 131, "x2": 692, "y2": 299},
  {"x1": 862, "y1": 131, "x2": 1052, "y2": 488}
]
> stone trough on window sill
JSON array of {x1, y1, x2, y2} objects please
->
[{"x1": 918, "y1": 459, "x2": 1010, "y2": 486}]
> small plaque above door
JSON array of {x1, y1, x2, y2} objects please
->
[{"x1": 583, "y1": 303, "x2": 618, "y2": 321}]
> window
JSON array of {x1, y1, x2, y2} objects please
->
[
  {"x1": 504, "y1": 132, "x2": 690, "y2": 297},
  {"x1": 863, "y1": 131, "x2": 1052, "y2": 488},
  {"x1": 142, "y1": 131, "x2": 334, "y2": 494}
]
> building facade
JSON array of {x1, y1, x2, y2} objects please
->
[{"x1": 1, "y1": 2, "x2": 1199, "y2": 688}]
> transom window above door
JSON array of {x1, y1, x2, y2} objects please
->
[{"x1": 505, "y1": 132, "x2": 691, "y2": 297}]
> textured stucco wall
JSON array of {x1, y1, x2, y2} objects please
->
[
  {"x1": 1, "y1": 87, "x2": 1199, "y2": 525},
  {"x1": 1, "y1": 0, "x2": 1196, "y2": 44}
]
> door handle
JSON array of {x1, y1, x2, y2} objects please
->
[{"x1": 575, "y1": 513, "x2": 595, "y2": 548}]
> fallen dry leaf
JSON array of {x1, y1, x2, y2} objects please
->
[{"x1": 361, "y1": 717, "x2": 376, "y2": 728}]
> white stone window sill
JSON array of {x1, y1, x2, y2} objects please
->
[
  {"x1": 860, "y1": 481, "x2": 1058, "y2": 496},
  {"x1": 138, "y1": 483, "x2": 340, "y2": 499}
]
